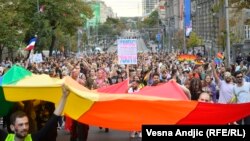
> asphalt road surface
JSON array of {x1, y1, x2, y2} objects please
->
[{"x1": 57, "y1": 126, "x2": 142, "y2": 141}]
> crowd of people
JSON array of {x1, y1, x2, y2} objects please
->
[{"x1": 0, "y1": 51, "x2": 250, "y2": 140}]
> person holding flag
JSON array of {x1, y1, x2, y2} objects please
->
[{"x1": 24, "y1": 35, "x2": 38, "y2": 69}]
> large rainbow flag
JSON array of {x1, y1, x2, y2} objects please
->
[{"x1": 1, "y1": 65, "x2": 250, "y2": 131}]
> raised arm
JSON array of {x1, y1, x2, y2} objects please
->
[
  {"x1": 33, "y1": 85, "x2": 70, "y2": 140},
  {"x1": 53, "y1": 85, "x2": 70, "y2": 116},
  {"x1": 211, "y1": 62, "x2": 220, "y2": 84}
]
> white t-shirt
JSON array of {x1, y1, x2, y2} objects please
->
[
  {"x1": 233, "y1": 82, "x2": 250, "y2": 103},
  {"x1": 235, "y1": 66, "x2": 247, "y2": 72},
  {"x1": 218, "y1": 80, "x2": 234, "y2": 104}
]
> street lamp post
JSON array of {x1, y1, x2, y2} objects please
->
[
  {"x1": 225, "y1": 0, "x2": 231, "y2": 67},
  {"x1": 212, "y1": 12, "x2": 217, "y2": 58},
  {"x1": 183, "y1": 0, "x2": 186, "y2": 53},
  {"x1": 168, "y1": 19, "x2": 171, "y2": 53}
]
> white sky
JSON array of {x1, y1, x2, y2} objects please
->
[{"x1": 102, "y1": 0, "x2": 142, "y2": 17}]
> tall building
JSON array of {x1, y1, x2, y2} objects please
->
[
  {"x1": 86, "y1": 0, "x2": 116, "y2": 28},
  {"x1": 163, "y1": 0, "x2": 184, "y2": 51},
  {"x1": 158, "y1": 0, "x2": 166, "y2": 25},
  {"x1": 230, "y1": 8, "x2": 250, "y2": 56},
  {"x1": 191, "y1": 0, "x2": 250, "y2": 59},
  {"x1": 142, "y1": 0, "x2": 159, "y2": 16},
  {"x1": 191, "y1": 0, "x2": 218, "y2": 56}
]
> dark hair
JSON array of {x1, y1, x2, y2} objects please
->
[
  {"x1": 189, "y1": 78, "x2": 203, "y2": 100},
  {"x1": 10, "y1": 111, "x2": 27, "y2": 125},
  {"x1": 152, "y1": 73, "x2": 160, "y2": 77},
  {"x1": 132, "y1": 80, "x2": 141, "y2": 84},
  {"x1": 234, "y1": 71, "x2": 242, "y2": 77}
]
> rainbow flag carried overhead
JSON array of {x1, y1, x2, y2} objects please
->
[
  {"x1": 177, "y1": 54, "x2": 197, "y2": 61},
  {"x1": 1, "y1": 65, "x2": 250, "y2": 131}
]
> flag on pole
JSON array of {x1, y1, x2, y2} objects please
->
[{"x1": 25, "y1": 37, "x2": 37, "y2": 51}]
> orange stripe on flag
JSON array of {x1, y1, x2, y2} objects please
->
[{"x1": 77, "y1": 100, "x2": 197, "y2": 131}]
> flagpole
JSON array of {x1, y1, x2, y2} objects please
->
[
  {"x1": 25, "y1": 51, "x2": 31, "y2": 69},
  {"x1": 25, "y1": 36, "x2": 37, "y2": 68}
]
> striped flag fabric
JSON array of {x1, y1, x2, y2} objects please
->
[
  {"x1": 2, "y1": 65, "x2": 250, "y2": 131},
  {"x1": 25, "y1": 37, "x2": 37, "y2": 51}
]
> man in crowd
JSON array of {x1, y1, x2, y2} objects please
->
[
  {"x1": 198, "y1": 92, "x2": 213, "y2": 103},
  {"x1": 211, "y1": 62, "x2": 234, "y2": 104},
  {"x1": 0, "y1": 85, "x2": 70, "y2": 141},
  {"x1": 233, "y1": 71, "x2": 250, "y2": 124}
]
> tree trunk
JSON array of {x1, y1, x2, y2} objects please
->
[
  {"x1": 0, "y1": 45, "x2": 4, "y2": 62},
  {"x1": 49, "y1": 32, "x2": 56, "y2": 57},
  {"x1": 8, "y1": 47, "x2": 14, "y2": 61}
]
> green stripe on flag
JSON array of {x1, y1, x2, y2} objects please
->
[
  {"x1": 2, "y1": 65, "x2": 32, "y2": 85},
  {"x1": 0, "y1": 86, "x2": 13, "y2": 116}
]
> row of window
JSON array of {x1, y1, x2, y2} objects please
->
[{"x1": 245, "y1": 25, "x2": 250, "y2": 39}]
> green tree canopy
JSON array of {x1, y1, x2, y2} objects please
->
[
  {"x1": 0, "y1": 0, "x2": 93, "y2": 59},
  {"x1": 230, "y1": 0, "x2": 250, "y2": 9},
  {"x1": 0, "y1": 0, "x2": 26, "y2": 61},
  {"x1": 98, "y1": 17, "x2": 127, "y2": 37},
  {"x1": 138, "y1": 10, "x2": 159, "y2": 29},
  {"x1": 187, "y1": 32, "x2": 203, "y2": 49}
]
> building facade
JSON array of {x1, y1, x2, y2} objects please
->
[
  {"x1": 86, "y1": 0, "x2": 116, "y2": 27},
  {"x1": 230, "y1": 8, "x2": 250, "y2": 57},
  {"x1": 191, "y1": 0, "x2": 250, "y2": 59},
  {"x1": 163, "y1": 0, "x2": 184, "y2": 51},
  {"x1": 142, "y1": 0, "x2": 159, "y2": 16},
  {"x1": 191, "y1": 0, "x2": 219, "y2": 56}
]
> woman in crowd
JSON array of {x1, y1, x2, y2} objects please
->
[{"x1": 202, "y1": 75, "x2": 217, "y2": 103}]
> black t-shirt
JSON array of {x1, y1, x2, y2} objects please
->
[{"x1": 36, "y1": 102, "x2": 57, "y2": 141}]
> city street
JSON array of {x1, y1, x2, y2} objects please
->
[
  {"x1": 1, "y1": 0, "x2": 250, "y2": 140},
  {"x1": 57, "y1": 126, "x2": 142, "y2": 141},
  {"x1": 107, "y1": 38, "x2": 150, "y2": 53}
]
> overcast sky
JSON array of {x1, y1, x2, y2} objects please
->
[{"x1": 102, "y1": 0, "x2": 142, "y2": 17}]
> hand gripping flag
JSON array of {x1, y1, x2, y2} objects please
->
[{"x1": 25, "y1": 37, "x2": 37, "y2": 51}]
